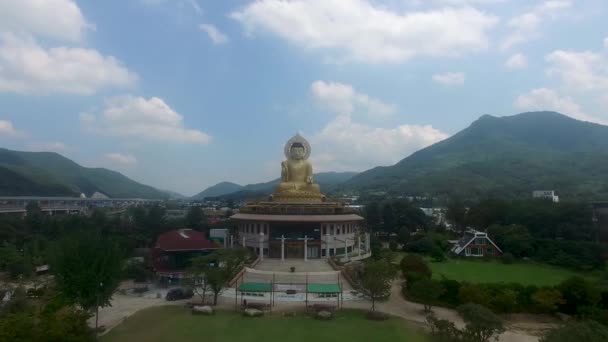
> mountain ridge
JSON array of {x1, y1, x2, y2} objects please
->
[
  {"x1": 0, "y1": 148, "x2": 168, "y2": 199},
  {"x1": 342, "y1": 111, "x2": 608, "y2": 200}
]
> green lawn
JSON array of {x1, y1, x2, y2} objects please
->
[
  {"x1": 102, "y1": 306, "x2": 429, "y2": 342},
  {"x1": 427, "y1": 258, "x2": 588, "y2": 286}
]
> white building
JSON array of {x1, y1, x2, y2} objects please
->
[{"x1": 532, "y1": 190, "x2": 559, "y2": 203}]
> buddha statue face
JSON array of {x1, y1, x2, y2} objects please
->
[{"x1": 290, "y1": 144, "x2": 305, "y2": 160}]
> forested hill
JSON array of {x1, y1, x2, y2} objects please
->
[
  {"x1": 0, "y1": 148, "x2": 167, "y2": 199},
  {"x1": 343, "y1": 111, "x2": 608, "y2": 200},
  {"x1": 193, "y1": 172, "x2": 358, "y2": 200}
]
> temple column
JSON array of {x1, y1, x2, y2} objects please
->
[
  {"x1": 344, "y1": 239, "x2": 348, "y2": 261},
  {"x1": 304, "y1": 235, "x2": 308, "y2": 262},
  {"x1": 358, "y1": 235, "x2": 362, "y2": 256},
  {"x1": 223, "y1": 232, "x2": 227, "y2": 248},
  {"x1": 281, "y1": 235, "x2": 285, "y2": 262},
  {"x1": 259, "y1": 232, "x2": 264, "y2": 261},
  {"x1": 365, "y1": 233, "x2": 370, "y2": 253},
  {"x1": 242, "y1": 236, "x2": 246, "y2": 247},
  {"x1": 230, "y1": 235, "x2": 234, "y2": 248},
  {"x1": 325, "y1": 234, "x2": 330, "y2": 259},
  {"x1": 333, "y1": 237, "x2": 337, "y2": 257}
]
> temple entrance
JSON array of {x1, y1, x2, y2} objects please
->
[{"x1": 268, "y1": 240, "x2": 321, "y2": 259}]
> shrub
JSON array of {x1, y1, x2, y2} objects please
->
[
  {"x1": 431, "y1": 247, "x2": 447, "y2": 262},
  {"x1": 532, "y1": 288, "x2": 565, "y2": 313},
  {"x1": 439, "y1": 278, "x2": 462, "y2": 307},
  {"x1": 458, "y1": 284, "x2": 491, "y2": 308},
  {"x1": 388, "y1": 240, "x2": 398, "y2": 251},
  {"x1": 557, "y1": 277, "x2": 601, "y2": 315},
  {"x1": 400, "y1": 254, "x2": 431, "y2": 289},
  {"x1": 502, "y1": 252, "x2": 515, "y2": 264},
  {"x1": 540, "y1": 320, "x2": 608, "y2": 342}
]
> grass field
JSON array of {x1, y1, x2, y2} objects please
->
[
  {"x1": 428, "y1": 258, "x2": 586, "y2": 286},
  {"x1": 102, "y1": 306, "x2": 430, "y2": 342}
]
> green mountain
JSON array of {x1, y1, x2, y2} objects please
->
[
  {"x1": 0, "y1": 148, "x2": 167, "y2": 199},
  {"x1": 191, "y1": 182, "x2": 244, "y2": 200},
  {"x1": 343, "y1": 111, "x2": 608, "y2": 200},
  {"x1": 194, "y1": 172, "x2": 358, "y2": 200}
]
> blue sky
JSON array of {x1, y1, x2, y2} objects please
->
[{"x1": 1, "y1": 0, "x2": 607, "y2": 195}]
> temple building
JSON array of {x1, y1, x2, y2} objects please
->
[{"x1": 230, "y1": 134, "x2": 370, "y2": 261}]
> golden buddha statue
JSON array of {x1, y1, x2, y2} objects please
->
[{"x1": 272, "y1": 134, "x2": 324, "y2": 202}]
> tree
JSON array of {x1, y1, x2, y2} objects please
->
[
  {"x1": 360, "y1": 260, "x2": 397, "y2": 311},
  {"x1": 52, "y1": 232, "x2": 123, "y2": 334},
  {"x1": 457, "y1": 303, "x2": 505, "y2": 342},
  {"x1": 186, "y1": 206, "x2": 207, "y2": 231},
  {"x1": 446, "y1": 200, "x2": 467, "y2": 233},
  {"x1": 409, "y1": 278, "x2": 444, "y2": 312},
  {"x1": 186, "y1": 255, "x2": 212, "y2": 304},
  {"x1": 540, "y1": 321, "x2": 608, "y2": 342},
  {"x1": 381, "y1": 202, "x2": 396, "y2": 233},
  {"x1": 364, "y1": 202, "x2": 381, "y2": 232},
  {"x1": 426, "y1": 314, "x2": 461, "y2": 342},
  {"x1": 204, "y1": 248, "x2": 248, "y2": 305}
]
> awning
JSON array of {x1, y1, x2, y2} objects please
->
[
  {"x1": 307, "y1": 283, "x2": 342, "y2": 293},
  {"x1": 238, "y1": 282, "x2": 273, "y2": 292}
]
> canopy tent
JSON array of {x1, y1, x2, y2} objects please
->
[
  {"x1": 238, "y1": 282, "x2": 273, "y2": 292},
  {"x1": 307, "y1": 283, "x2": 341, "y2": 294}
]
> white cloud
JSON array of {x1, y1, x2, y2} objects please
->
[
  {"x1": 307, "y1": 80, "x2": 447, "y2": 171},
  {"x1": 231, "y1": 0, "x2": 498, "y2": 64},
  {"x1": 105, "y1": 153, "x2": 138, "y2": 166},
  {"x1": 432, "y1": 72, "x2": 466, "y2": 86},
  {"x1": 199, "y1": 24, "x2": 229, "y2": 44},
  {"x1": 514, "y1": 88, "x2": 607, "y2": 125},
  {"x1": 0, "y1": 119, "x2": 25, "y2": 138},
  {"x1": 311, "y1": 115, "x2": 448, "y2": 172},
  {"x1": 310, "y1": 81, "x2": 395, "y2": 117},
  {"x1": 0, "y1": 33, "x2": 137, "y2": 95},
  {"x1": 0, "y1": 0, "x2": 90, "y2": 42},
  {"x1": 26, "y1": 141, "x2": 68, "y2": 152},
  {"x1": 501, "y1": 1, "x2": 571, "y2": 50},
  {"x1": 82, "y1": 95, "x2": 211, "y2": 144},
  {"x1": 545, "y1": 49, "x2": 608, "y2": 93},
  {"x1": 604, "y1": 37, "x2": 608, "y2": 50},
  {"x1": 505, "y1": 53, "x2": 528, "y2": 69}
]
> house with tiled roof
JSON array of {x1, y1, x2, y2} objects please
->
[
  {"x1": 451, "y1": 229, "x2": 502, "y2": 257},
  {"x1": 151, "y1": 228, "x2": 219, "y2": 283}
]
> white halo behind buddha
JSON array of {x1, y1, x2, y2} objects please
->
[{"x1": 284, "y1": 134, "x2": 311, "y2": 160}]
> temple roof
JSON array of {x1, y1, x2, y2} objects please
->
[
  {"x1": 154, "y1": 228, "x2": 218, "y2": 251},
  {"x1": 230, "y1": 213, "x2": 363, "y2": 222}
]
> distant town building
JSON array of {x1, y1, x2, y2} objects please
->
[
  {"x1": 451, "y1": 229, "x2": 503, "y2": 257},
  {"x1": 90, "y1": 191, "x2": 109, "y2": 199},
  {"x1": 533, "y1": 190, "x2": 559, "y2": 203}
]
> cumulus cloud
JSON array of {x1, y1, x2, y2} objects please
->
[
  {"x1": 545, "y1": 49, "x2": 608, "y2": 93},
  {"x1": 105, "y1": 153, "x2": 138, "y2": 166},
  {"x1": 0, "y1": 119, "x2": 26, "y2": 138},
  {"x1": 307, "y1": 81, "x2": 447, "y2": 171},
  {"x1": 501, "y1": 1, "x2": 571, "y2": 50},
  {"x1": 432, "y1": 72, "x2": 466, "y2": 86},
  {"x1": 231, "y1": 0, "x2": 498, "y2": 64},
  {"x1": 514, "y1": 88, "x2": 607, "y2": 125},
  {"x1": 310, "y1": 115, "x2": 448, "y2": 172},
  {"x1": 199, "y1": 24, "x2": 229, "y2": 44},
  {"x1": 505, "y1": 53, "x2": 528, "y2": 69},
  {"x1": 311, "y1": 81, "x2": 395, "y2": 117},
  {"x1": 0, "y1": 0, "x2": 90, "y2": 42},
  {"x1": 0, "y1": 33, "x2": 137, "y2": 95},
  {"x1": 81, "y1": 95, "x2": 211, "y2": 144}
]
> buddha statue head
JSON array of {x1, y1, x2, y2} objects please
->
[{"x1": 289, "y1": 142, "x2": 306, "y2": 160}]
